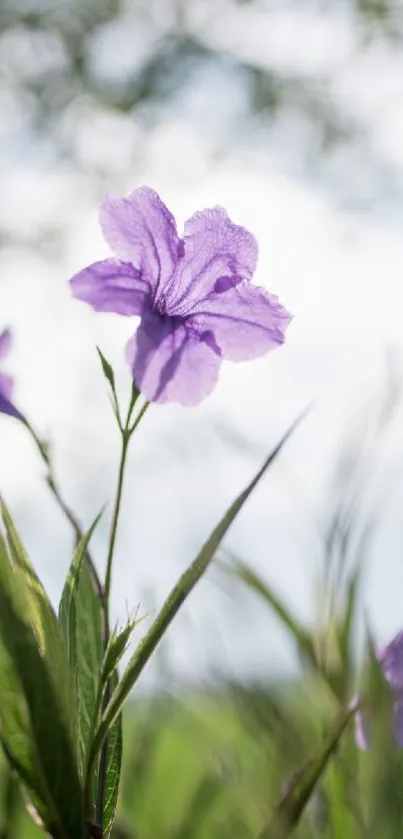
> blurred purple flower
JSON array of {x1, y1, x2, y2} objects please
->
[
  {"x1": 70, "y1": 186, "x2": 292, "y2": 405},
  {"x1": 356, "y1": 631, "x2": 403, "y2": 748},
  {"x1": 0, "y1": 330, "x2": 25, "y2": 422}
]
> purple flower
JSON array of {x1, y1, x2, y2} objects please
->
[
  {"x1": 0, "y1": 330, "x2": 25, "y2": 422},
  {"x1": 70, "y1": 187, "x2": 291, "y2": 405},
  {"x1": 356, "y1": 631, "x2": 403, "y2": 748}
]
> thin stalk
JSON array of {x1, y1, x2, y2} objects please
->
[
  {"x1": 96, "y1": 395, "x2": 149, "y2": 829},
  {"x1": 25, "y1": 421, "x2": 103, "y2": 599},
  {"x1": 102, "y1": 432, "x2": 130, "y2": 630},
  {"x1": 128, "y1": 399, "x2": 149, "y2": 436}
]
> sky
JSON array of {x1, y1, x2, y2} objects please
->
[{"x1": 2, "y1": 2, "x2": 403, "y2": 687}]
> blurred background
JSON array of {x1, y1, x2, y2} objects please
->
[{"x1": 2, "y1": 1, "x2": 403, "y2": 835}]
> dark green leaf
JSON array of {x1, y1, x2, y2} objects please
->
[{"x1": 0, "y1": 764, "x2": 23, "y2": 839}]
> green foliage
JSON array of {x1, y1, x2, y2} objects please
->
[
  {"x1": 58, "y1": 516, "x2": 132, "y2": 835},
  {"x1": 0, "y1": 681, "x2": 403, "y2": 839},
  {"x1": 58, "y1": 516, "x2": 104, "y2": 775},
  {"x1": 1, "y1": 501, "x2": 77, "y2": 743},
  {"x1": 98, "y1": 615, "x2": 142, "y2": 834},
  {"x1": 259, "y1": 705, "x2": 356, "y2": 838},
  {"x1": 102, "y1": 671, "x2": 123, "y2": 839},
  {"x1": 0, "y1": 504, "x2": 85, "y2": 839},
  {"x1": 101, "y1": 616, "x2": 144, "y2": 697}
]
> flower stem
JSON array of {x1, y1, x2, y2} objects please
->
[
  {"x1": 25, "y1": 421, "x2": 103, "y2": 599},
  {"x1": 102, "y1": 432, "x2": 130, "y2": 632},
  {"x1": 103, "y1": 394, "x2": 148, "y2": 628},
  {"x1": 96, "y1": 394, "x2": 149, "y2": 828},
  {"x1": 128, "y1": 399, "x2": 149, "y2": 436}
]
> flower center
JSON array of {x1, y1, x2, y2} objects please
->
[
  {"x1": 155, "y1": 294, "x2": 168, "y2": 315},
  {"x1": 154, "y1": 287, "x2": 189, "y2": 319}
]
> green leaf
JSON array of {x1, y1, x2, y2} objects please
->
[
  {"x1": 324, "y1": 744, "x2": 361, "y2": 839},
  {"x1": 101, "y1": 671, "x2": 122, "y2": 839},
  {"x1": 97, "y1": 347, "x2": 116, "y2": 393},
  {"x1": 96, "y1": 615, "x2": 145, "y2": 837},
  {"x1": 0, "y1": 621, "x2": 50, "y2": 826},
  {"x1": 1, "y1": 500, "x2": 77, "y2": 745},
  {"x1": 0, "y1": 764, "x2": 23, "y2": 839},
  {"x1": 59, "y1": 515, "x2": 102, "y2": 666},
  {"x1": 259, "y1": 704, "x2": 355, "y2": 838},
  {"x1": 87, "y1": 407, "x2": 309, "y2": 778},
  {"x1": 101, "y1": 613, "x2": 145, "y2": 696},
  {"x1": 0, "y1": 525, "x2": 85, "y2": 838},
  {"x1": 59, "y1": 519, "x2": 104, "y2": 776}
]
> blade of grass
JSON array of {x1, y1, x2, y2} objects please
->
[{"x1": 87, "y1": 407, "x2": 310, "y2": 783}]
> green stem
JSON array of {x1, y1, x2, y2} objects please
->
[
  {"x1": 128, "y1": 399, "x2": 150, "y2": 436},
  {"x1": 25, "y1": 421, "x2": 103, "y2": 600},
  {"x1": 96, "y1": 395, "x2": 149, "y2": 829},
  {"x1": 103, "y1": 397, "x2": 150, "y2": 624},
  {"x1": 103, "y1": 431, "x2": 130, "y2": 632}
]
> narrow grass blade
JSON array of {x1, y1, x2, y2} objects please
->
[{"x1": 87, "y1": 408, "x2": 310, "y2": 782}]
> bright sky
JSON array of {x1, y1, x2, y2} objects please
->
[{"x1": 2, "y1": 3, "x2": 403, "y2": 686}]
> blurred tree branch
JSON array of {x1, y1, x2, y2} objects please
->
[{"x1": 0, "y1": 0, "x2": 402, "y2": 250}]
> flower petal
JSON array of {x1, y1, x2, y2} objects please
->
[
  {"x1": 379, "y1": 632, "x2": 403, "y2": 746},
  {"x1": 189, "y1": 281, "x2": 292, "y2": 362},
  {"x1": 126, "y1": 311, "x2": 221, "y2": 405},
  {"x1": 99, "y1": 186, "x2": 180, "y2": 292},
  {"x1": 380, "y1": 631, "x2": 403, "y2": 690},
  {"x1": 0, "y1": 392, "x2": 25, "y2": 421},
  {"x1": 0, "y1": 372, "x2": 13, "y2": 402},
  {"x1": 0, "y1": 329, "x2": 12, "y2": 362},
  {"x1": 0, "y1": 374, "x2": 25, "y2": 422},
  {"x1": 168, "y1": 207, "x2": 258, "y2": 313},
  {"x1": 70, "y1": 258, "x2": 151, "y2": 316}
]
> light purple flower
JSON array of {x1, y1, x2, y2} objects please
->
[
  {"x1": 356, "y1": 631, "x2": 403, "y2": 748},
  {"x1": 0, "y1": 330, "x2": 25, "y2": 422},
  {"x1": 70, "y1": 187, "x2": 292, "y2": 405}
]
